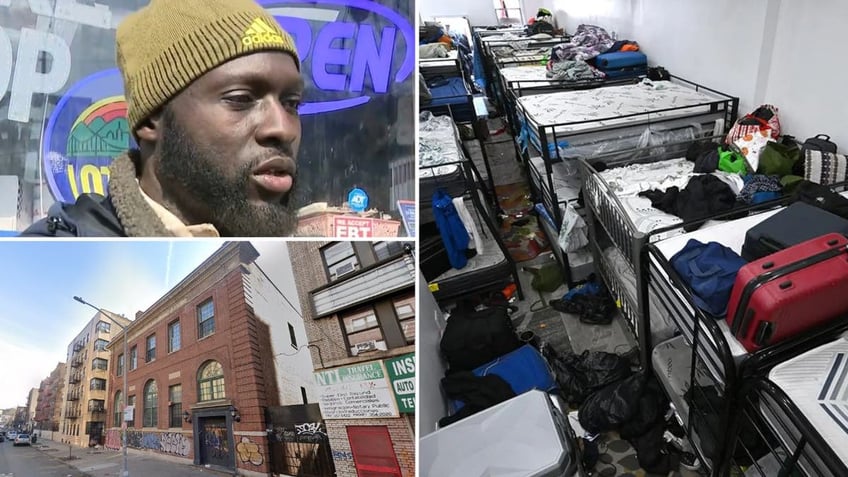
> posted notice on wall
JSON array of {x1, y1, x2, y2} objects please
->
[{"x1": 314, "y1": 361, "x2": 399, "y2": 419}]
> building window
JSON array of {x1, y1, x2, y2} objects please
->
[
  {"x1": 168, "y1": 385, "x2": 182, "y2": 428},
  {"x1": 127, "y1": 395, "x2": 136, "y2": 428},
  {"x1": 288, "y1": 323, "x2": 298, "y2": 349},
  {"x1": 197, "y1": 299, "x2": 215, "y2": 339},
  {"x1": 373, "y1": 241, "x2": 404, "y2": 261},
  {"x1": 492, "y1": 0, "x2": 523, "y2": 23},
  {"x1": 96, "y1": 321, "x2": 111, "y2": 333},
  {"x1": 300, "y1": 387, "x2": 308, "y2": 404},
  {"x1": 88, "y1": 399, "x2": 105, "y2": 413},
  {"x1": 341, "y1": 307, "x2": 386, "y2": 356},
  {"x1": 90, "y1": 378, "x2": 107, "y2": 391},
  {"x1": 321, "y1": 242, "x2": 360, "y2": 280},
  {"x1": 92, "y1": 358, "x2": 108, "y2": 371},
  {"x1": 168, "y1": 320, "x2": 181, "y2": 353},
  {"x1": 393, "y1": 295, "x2": 416, "y2": 343},
  {"x1": 113, "y1": 391, "x2": 122, "y2": 427},
  {"x1": 145, "y1": 334, "x2": 156, "y2": 362},
  {"x1": 93, "y1": 339, "x2": 109, "y2": 351},
  {"x1": 117, "y1": 354, "x2": 124, "y2": 377},
  {"x1": 143, "y1": 380, "x2": 157, "y2": 428},
  {"x1": 130, "y1": 346, "x2": 137, "y2": 370},
  {"x1": 198, "y1": 360, "x2": 226, "y2": 402}
]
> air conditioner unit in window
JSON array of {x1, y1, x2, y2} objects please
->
[
  {"x1": 353, "y1": 340, "x2": 378, "y2": 355},
  {"x1": 335, "y1": 262, "x2": 356, "y2": 279}
]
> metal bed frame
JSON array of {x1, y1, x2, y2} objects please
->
[
  {"x1": 645, "y1": 214, "x2": 848, "y2": 475},
  {"x1": 419, "y1": 117, "x2": 524, "y2": 303}
]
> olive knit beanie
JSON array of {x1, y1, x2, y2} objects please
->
[{"x1": 116, "y1": 0, "x2": 299, "y2": 132}]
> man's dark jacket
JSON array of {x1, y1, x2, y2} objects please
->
[{"x1": 21, "y1": 152, "x2": 174, "y2": 237}]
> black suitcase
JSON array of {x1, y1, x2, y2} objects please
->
[
  {"x1": 440, "y1": 307, "x2": 521, "y2": 372},
  {"x1": 741, "y1": 201, "x2": 848, "y2": 261}
]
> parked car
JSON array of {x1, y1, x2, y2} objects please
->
[
  {"x1": 7, "y1": 432, "x2": 17, "y2": 441},
  {"x1": 0, "y1": 435, "x2": 5, "y2": 442},
  {"x1": 13, "y1": 434, "x2": 30, "y2": 446}
]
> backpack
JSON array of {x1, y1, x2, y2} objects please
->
[{"x1": 440, "y1": 307, "x2": 521, "y2": 372}]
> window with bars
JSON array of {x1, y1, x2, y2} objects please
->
[
  {"x1": 143, "y1": 380, "x2": 157, "y2": 428},
  {"x1": 198, "y1": 360, "x2": 226, "y2": 402},
  {"x1": 90, "y1": 378, "x2": 107, "y2": 391},
  {"x1": 168, "y1": 384, "x2": 182, "y2": 428},
  {"x1": 197, "y1": 299, "x2": 215, "y2": 339}
]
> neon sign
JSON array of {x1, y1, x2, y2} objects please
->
[{"x1": 261, "y1": 0, "x2": 414, "y2": 114}]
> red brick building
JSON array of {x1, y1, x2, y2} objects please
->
[
  {"x1": 288, "y1": 241, "x2": 416, "y2": 477},
  {"x1": 35, "y1": 362, "x2": 66, "y2": 432},
  {"x1": 105, "y1": 242, "x2": 315, "y2": 477}
]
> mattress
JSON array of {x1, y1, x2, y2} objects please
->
[
  {"x1": 765, "y1": 337, "x2": 848, "y2": 472},
  {"x1": 499, "y1": 64, "x2": 549, "y2": 83},
  {"x1": 419, "y1": 112, "x2": 463, "y2": 169},
  {"x1": 587, "y1": 157, "x2": 716, "y2": 239},
  {"x1": 429, "y1": 76, "x2": 470, "y2": 106},
  {"x1": 518, "y1": 80, "x2": 726, "y2": 134}
]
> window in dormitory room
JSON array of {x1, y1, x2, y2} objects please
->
[{"x1": 493, "y1": 0, "x2": 523, "y2": 24}]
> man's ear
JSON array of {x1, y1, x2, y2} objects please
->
[{"x1": 135, "y1": 110, "x2": 163, "y2": 144}]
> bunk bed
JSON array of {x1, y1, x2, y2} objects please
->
[
  {"x1": 516, "y1": 76, "x2": 737, "y2": 289},
  {"x1": 418, "y1": 111, "x2": 524, "y2": 303},
  {"x1": 727, "y1": 337, "x2": 848, "y2": 477},
  {"x1": 645, "y1": 200, "x2": 848, "y2": 476}
]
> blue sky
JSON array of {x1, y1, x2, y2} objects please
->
[{"x1": 0, "y1": 240, "x2": 297, "y2": 410}]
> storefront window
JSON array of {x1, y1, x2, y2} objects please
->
[{"x1": 0, "y1": 0, "x2": 413, "y2": 233}]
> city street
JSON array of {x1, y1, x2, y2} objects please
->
[{"x1": 0, "y1": 440, "x2": 87, "y2": 477}]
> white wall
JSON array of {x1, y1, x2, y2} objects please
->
[
  {"x1": 246, "y1": 246, "x2": 317, "y2": 406},
  {"x1": 418, "y1": 274, "x2": 449, "y2": 437},
  {"x1": 419, "y1": 0, "x2": 540, "y2": 27},
  {"x1": 549, "y1": 0, "x2": 848, "y2": 149}
]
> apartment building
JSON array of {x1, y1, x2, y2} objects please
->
[
  {"x1": 288, "y1": 241, "x2": 416, "y2": 477},
  {"x1": 60, "y1": 311, "x2": 131, "y2": 447}
]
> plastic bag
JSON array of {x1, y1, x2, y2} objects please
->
[
  {"x1": 558, "y1": 203, "x2": 588, "y2": 253},
  {"x1": 549, "y1": 350, "x2": 632, "y2": 405}
]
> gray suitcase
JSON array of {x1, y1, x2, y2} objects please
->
[{"x1": 420, "y1": 390, "x2": 581, "y2": 476}]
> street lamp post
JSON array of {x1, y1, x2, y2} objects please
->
[{"x1": 73, "y1": 296, "x2": 129, "y2": 477}]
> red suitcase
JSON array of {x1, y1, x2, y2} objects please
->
[{"x1": 726, "y1": 233, "x2": 848, "y2": 352}]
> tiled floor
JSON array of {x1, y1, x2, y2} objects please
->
[{"x1": 468, "y1": 116, "x2": 702, "y2": 477}]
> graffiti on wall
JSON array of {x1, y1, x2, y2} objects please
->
[
  {"x1": 160, "y1": 433, "x2": 192, "y2": 457},
  {"x1": 109, "y1": 430, "x2": 191, "y2": 457},
  {"x1": 332, "y1": 450, "x2": 354, "y2": 461},
  {"x1": 236, "y1": 436, "x2": 264, "y2": 466},
  {"x1": 105, "y1": 429, "x2": 121, "y2": 450},
  {"x1": 295, "y1": 422, "x2": 327, "y2": 438}
]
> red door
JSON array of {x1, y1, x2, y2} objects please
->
[{"x1": 346, "y1": 426, "x2": 403, "y2": 477}]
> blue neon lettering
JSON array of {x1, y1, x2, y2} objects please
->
[
  {"x1": 349, "y1": 25, "x2": 396, "y2": 94},
  {"x1": 312, "y1": 22, "x2": 354, "y2": 91},
  {"x1": 276, "y1": 17, "x2": 312, "y2": 61}
]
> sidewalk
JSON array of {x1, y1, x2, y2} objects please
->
[{"x1": 35, "y1": 438, "x2": 235, "y2": 477}]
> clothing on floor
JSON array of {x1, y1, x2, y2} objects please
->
[{"x1": 439, "y1": 372, "x2": 516, "y2": 427}]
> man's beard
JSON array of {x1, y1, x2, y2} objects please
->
[{"x1": 155, "y1": 110, "x2": 298, "y2": 236}]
